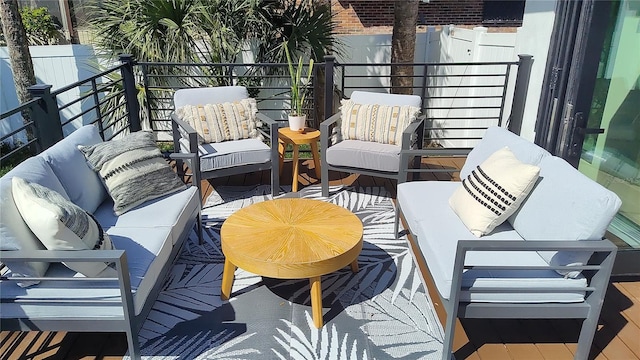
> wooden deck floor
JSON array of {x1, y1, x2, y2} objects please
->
[{"x1": 2, "y1": 157, "x2": 639, "y2": 360}]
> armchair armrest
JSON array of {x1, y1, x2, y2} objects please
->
[
  {"x1": 320, "y1": 112, "x2": 341, "y2": 153},
  {"x1": 401, "y1": 114, "x2": 426, "y2": 151},
  {"x1": 171, "y1": 113, "x2": 198, "y2": 154}
]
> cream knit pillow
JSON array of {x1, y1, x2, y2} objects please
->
[
  {"x1": 176, "y1": 98, "x2": 259, "y2": 144},
  {"x1": 449, "y1": 147, "x2": 540, "y2": 237}
]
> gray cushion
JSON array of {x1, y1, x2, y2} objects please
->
[
  {"x1": 179, "y1": 138, "x2": 271, "y2": 172},
  {"x1": 350, "y1": 90, "x2": 422, "y2": 107},
  {"x1": 0, "y1": 225, "x2": 174, "y2": 317},
  {"x1": 80, "y1": 131, "x2": 187, "y2": 215},
  {"x1": 397, "y1": 181, "x2": 587, "y2": 303},
  {"x1": 0, "y1": 156, "x2": 70, "y2": 286},
  {"x1": 94, "y1": 186, "x2": 200, "y2": 245},
  {"x1": 326, "y1": 139, "x2": 401, "y2": 173},
  {"x1": 510, "y1": 156, "x2": 622, "y2": 277},
  {"x1": 40, "y1": 125, "x2": 107, "y2": 212},
  {"x1": 173, "y1": 86, "x2": 249, "y2": 108},
  {"x1": 460, "y1": 126, "x2": 550, "y2": 179}
]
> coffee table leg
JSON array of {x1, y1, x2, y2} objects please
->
[
  {"x1": 350, "y1": 260, "x2": 359, "y2": 273},
  {"x1": 221, "y1": 258, "x2": 236, "y2": 300},
  {"x1": 309, "y1": 276, "x2": 323, "y2": 328}
]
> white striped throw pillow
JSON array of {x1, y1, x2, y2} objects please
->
[
  {"x1": 340, "y1": 99, "x2": 420, "y2": 146},
  {"x1": 176, "y1": 98, "x2": 259, "y2": 144},
  {"x1": 449, "y1": 147, "x2": 540, "y2": 237}
]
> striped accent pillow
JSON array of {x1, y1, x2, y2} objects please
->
[
  {"x1": 340, "y1": 99, "x2": 420, "y2": 146},
  {"x1": 79, "y1": 131, "x2": 186, "y2": 215},
  {"x1": 449, "y1": 147, "x2": 540, "y2": 237},
  {"x1": 176, "y1": 98, "x2": 259, "y2": 144},
  {"x1": 12, "y1": 177, "x2": 116, "y2": 277}
]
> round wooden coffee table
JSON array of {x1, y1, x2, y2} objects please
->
[{"x1": 220, "y1": 198, "x2": 363, "y2": 328}]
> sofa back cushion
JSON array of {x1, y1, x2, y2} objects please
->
[
  {"x1": 461, "y1": 127, "x2": 550, "y2": 179},
  {"x1": 41, "y1": 125, "x2": 108, "y2": 213},
  {"x1": 510, "y1": 156, "x2": 622, "y2": 277},
  {"x1": 350, "y1": 91, "x2": 422, "y2": 107},
  {"x1": 0, "y1": 157, "x2": 70, "y2": 286}
]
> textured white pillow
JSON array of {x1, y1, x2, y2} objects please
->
[
  {"x1": 340, "y1": 99, "x2": 420, "y2": 146},
  {"x1": 79, "y1": 131, "x2": 186, "y2": 215},
  {"x1": 176, "y1": 98, "x2": 259, "y2": 144},
  {"x1": 449, "y1": 147, "x2": 540, "y2": 237},
  {"x1": 12, "y1": 177, "x2": 116, "y2": 277}
]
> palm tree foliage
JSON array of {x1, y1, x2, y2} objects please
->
[
  {"x1": 86, "y1": 0, "x2": 340, "y2": 130},
  {"x1": 87, "y1": 0, "x2": 339, "y2": 71}
]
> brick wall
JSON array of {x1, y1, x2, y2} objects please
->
[{"x1": 332, "y1": 0, "x2": 485, "y2": 35}]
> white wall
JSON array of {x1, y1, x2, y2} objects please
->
[
  {"x1": 1, "y1": 45, "x2": 98, "y2": 144},
  {"x1": 514, "y1": 0, "x2": 558, "y2": 141}
]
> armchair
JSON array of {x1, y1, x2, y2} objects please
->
[
  {"x1": 171, "y1": 86, "x2": 280, "y2": 196},
  {"x1": 320, "y1": 91, "x2": 424, "y2": 197}
]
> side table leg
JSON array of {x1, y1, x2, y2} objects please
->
[
  {"x1": 292, "y1": 145, "x2": 300, "y2": 192},
  {"x1": 310, "y1": 141, "x2": 321, "y2": 178},
  {"x1": 309, "y1": 276, "x2": 323, "y2": 328},
  {"x1": 221, "y1": 258, "x2": 237, "y2": 300},
  {"x1": 278, "y1": 139, "x2": 285, "y2": 177}
]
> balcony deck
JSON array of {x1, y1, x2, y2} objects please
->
[{"x1": 1, "y1": 157, "x2": 639, "y2": 360}]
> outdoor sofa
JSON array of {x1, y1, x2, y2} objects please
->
[
  {"x1": 396, "y1": 126, "x2": 620, "y2": 360},
  {"x1": 0, "y1": 125, "x2": 201, "y2": 360}
]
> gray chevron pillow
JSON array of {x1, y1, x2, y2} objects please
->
[{"x1": 79, "y1": 131, "x2": 186, "y2": 215}]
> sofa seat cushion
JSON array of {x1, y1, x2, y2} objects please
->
[
  {"x1": 0, "y1": 156, "x2": 70, "y2": 286},
  {"x1": 179, "y1": 138, "x2": 271, "y2": 172},
  {"x1": 326, "y1": 140, "x2": 401, "y2": 173},
  {"x1": 397, "y1": 181, "x2": 587, "y2": 303},
  {"x1": 0, "y1": 225, "x2": 174, "y2": 317},
  {"x1": 94, "y1": 187, "x2": 200, "y2": 245},
  {"x1": 40, "y1": 125, "x2": 108, "y2": 213},
  {"x1": 460, "y1": 126, "x2": 550, "y2": 179}
]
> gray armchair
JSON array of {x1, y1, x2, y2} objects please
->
[
  {"x1": 171, "y1": 86, "x2": 280, "y2": 196},
  {"x1": 320, "y1": 91, "x2": 425, "y2": 197}
]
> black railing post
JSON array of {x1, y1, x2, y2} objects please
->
[
  {"x1": 323, "y1": 55, "x2": 335, "y2": 121},
  {"x1": 508, "y1": 54, "x2": 533, "y2": 135},
  {"x1": 28, "y1": 84, "x2": 63, "y2": 151},
  {"x1": 119, "y1": 54, "x2": 141, "y2": 132}
]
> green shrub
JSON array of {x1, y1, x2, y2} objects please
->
[{"x1": 19, "y1": 6, "x2": 61, "y2": 45}]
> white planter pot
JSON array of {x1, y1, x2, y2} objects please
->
[{"x1": 288, "y1": 114, "x2": 306, "y2": 131}]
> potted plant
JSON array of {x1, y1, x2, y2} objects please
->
[{"x1": 285, "y1": 43, "x2": 314, "y2": 131}]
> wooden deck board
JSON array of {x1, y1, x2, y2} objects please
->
[{"x1": 2, "y1": 159, "x2": 639, "y2": 360}]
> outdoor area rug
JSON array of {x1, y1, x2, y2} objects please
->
[{"x1": 131, "y1": 185, "x2": 444, "y2": 359}]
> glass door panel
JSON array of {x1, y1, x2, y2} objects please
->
[{"x1": 578, "y1": 0, "x2": 640, "y2": 248}]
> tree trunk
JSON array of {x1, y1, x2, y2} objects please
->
[
  {"x1": 0, "y1": 0, "x2": 36, "y2": 108},
  {"x1": 391, "y1": 0, "x2": 419, "y2": 95}
]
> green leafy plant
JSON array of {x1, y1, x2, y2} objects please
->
[
  {"x1": 19, "y1": 6, "x2": 61, "y2": 45},
  {"x1": 284, "y1": 42, "x2": 313, "y2": 116}
]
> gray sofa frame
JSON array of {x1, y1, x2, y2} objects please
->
[
  {"x1": 320, "y1": 112, "x2": 425, "y2": 197},
  {"x1": 394, "y1": 140, "x2": 618, "y2": 359},
  {"x1": 0, "y1": 153, "x2": 201, "y2": 360}
]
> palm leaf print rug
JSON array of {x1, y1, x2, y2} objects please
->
[{"x1": 132, "y1": 185, "x2": 444, "y2": 359}]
